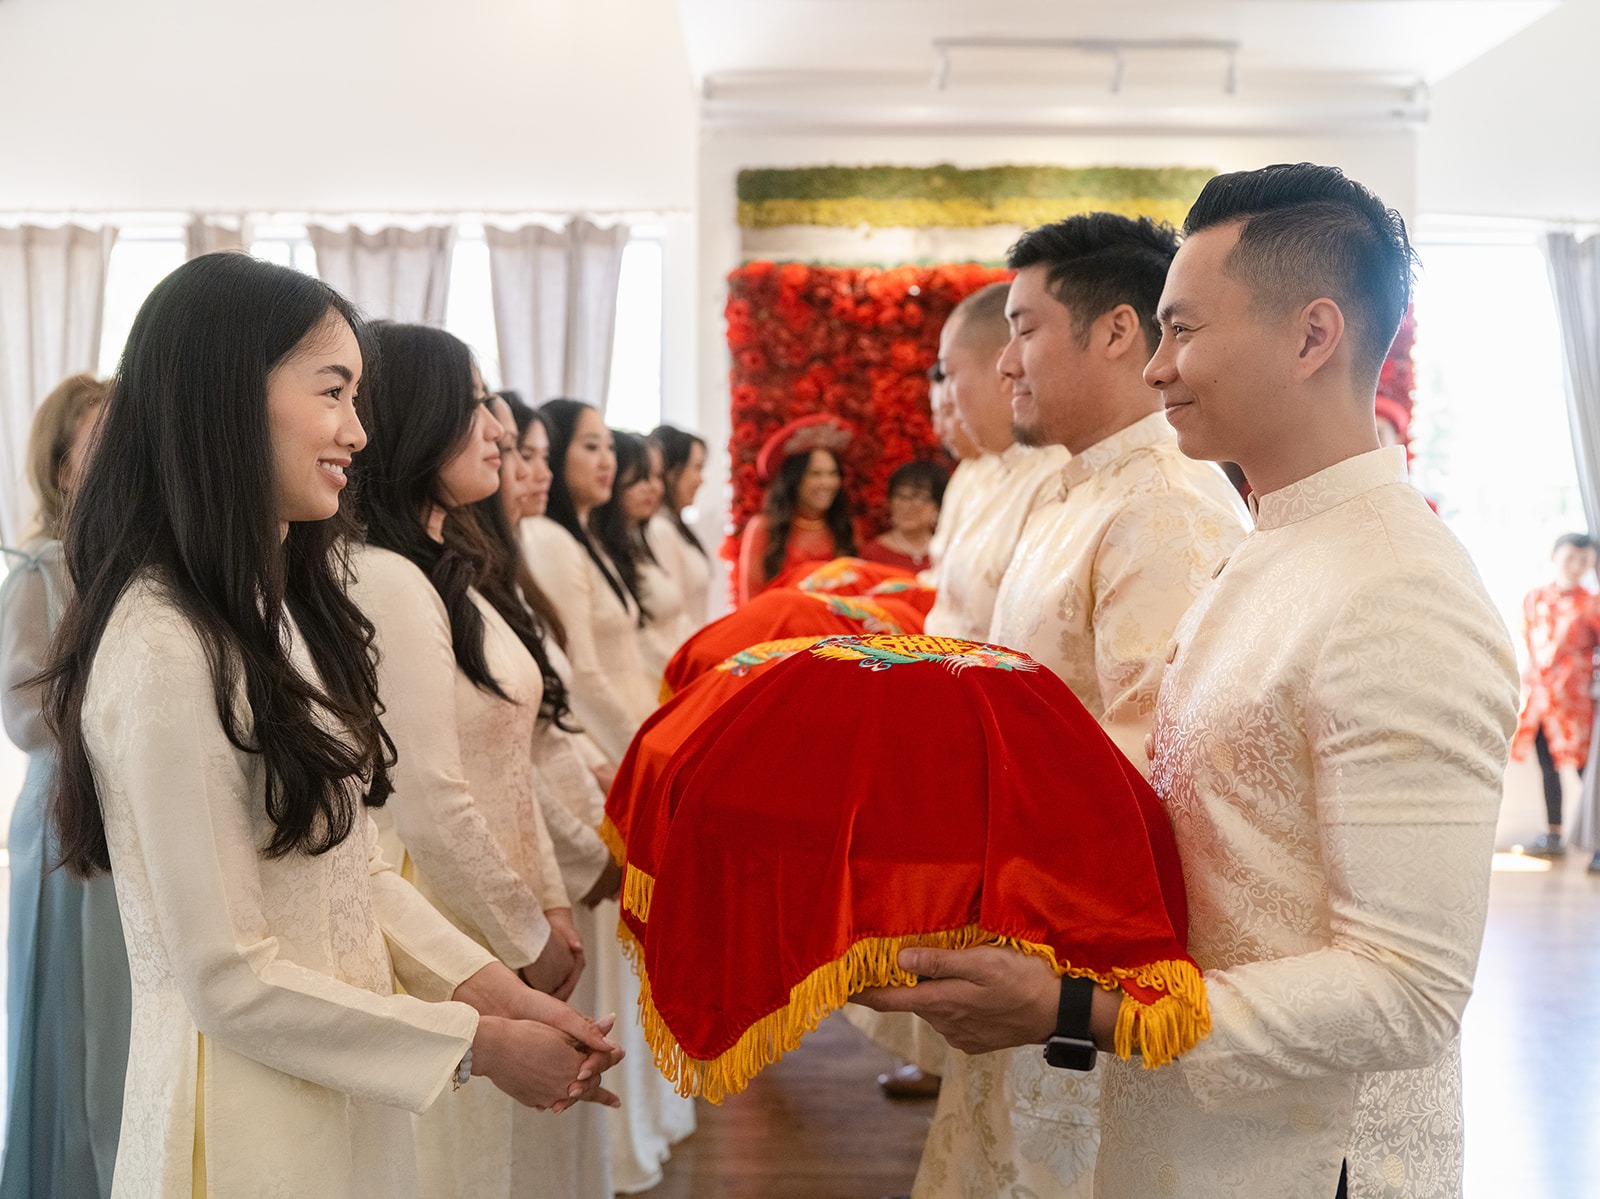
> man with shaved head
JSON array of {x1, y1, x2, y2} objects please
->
[
  {"x1": 921, "y1": 281, "x2": 1067, "y2": 642},
  {"x1": 918, "y1": 363, "x2": 983, "y2": 591}
]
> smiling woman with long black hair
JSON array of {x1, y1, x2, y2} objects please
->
[
  {"x1": 42, "y1": 255, "x2": 619, "y2": 1198},
  {"x1": 519, "y1": 399, "x2": 657, "y2": 763}
]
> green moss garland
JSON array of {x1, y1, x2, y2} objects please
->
[{"x1": 737, "y1": 164, "x2": 1215, "y2": 229}]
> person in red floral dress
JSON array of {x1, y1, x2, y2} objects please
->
[{"x1": 1512, "y1": 532, "x2": 1600, "y2": 857}]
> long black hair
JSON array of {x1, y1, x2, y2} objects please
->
[
  {"x1": 648, "y1": 423, "x2": 707, "y2": 557},
  {"x1": 761, "y1": 448, "x2": 855, "y2": 582},
  {"x1": 44, "y1": 252, "x2": 394, "y2": 875},
  {"x1": 353, "y1": 323, "x2": 515, "y2": 700},
  {"x1": 450, "y1": 401, "x2": 578, "y2": 729},
  {"x1": 589, "y1": 429, "x2": 651, "y2": 623},
  {"x1": 539, "y1": 398, "x2": 631, "y2": 612},
  {"x1": 492, "y1": 392, "x2": 570, "y2": 653}
]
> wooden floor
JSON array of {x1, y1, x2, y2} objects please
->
[
  {"x1": 1461, "y1": 851, "x2": 1600, "y2": 1196},
  {"x1": 649, "y1": 1014, "x2": 930, "y2": 1199},
  {"x1": 650, "y1": 851, "x2": 1600, "y2": 1199},
  {"x1": 3, "y1": 827, "x2": 1599, "y2": 1198}
]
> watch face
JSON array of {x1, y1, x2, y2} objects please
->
[{"x1": 1043, "y1": 1036, "x2": 1097, "y2": 1072}]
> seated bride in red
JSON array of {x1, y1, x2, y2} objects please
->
[{"x1": 736, "y1": 415, "x2": 856, "y2": 603}]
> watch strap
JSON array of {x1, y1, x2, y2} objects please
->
[{"x1": 1042, "y1": 976, "x2": 1097, "y2": 1071}]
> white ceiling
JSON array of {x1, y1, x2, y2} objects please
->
[{"x1": 678, "y1": 0, "x2": 1559, "y2": 131}]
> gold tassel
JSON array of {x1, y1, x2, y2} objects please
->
[
  {"x1": 1109, "y1": 957, "x2": 1211, "y2": 1068},
  {"x1": 621, "y1": 864, "x2": 656, "y2": 924}
]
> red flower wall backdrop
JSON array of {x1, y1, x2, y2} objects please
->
[
  {"x1": 721, "y1": 265, "x2": 1420, "y2": 559},
  {"x1": 722, "y1": 261, "x2": 1010, "y2": 560},
  {"x1": 1378, "y1": 307, "x2": 1417, "y2": 417}
]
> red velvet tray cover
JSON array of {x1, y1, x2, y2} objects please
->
[{"x1": 609, "y1": 632, "x2": 1209, "y2": 1101}]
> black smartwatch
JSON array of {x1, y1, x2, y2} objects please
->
[{"x1": 1042, "y1": 976, "x2": 1098, "y2": 1071}]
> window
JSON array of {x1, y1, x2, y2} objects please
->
[
  {"x1": 93, "y1": 221, "x2": 665, "y2": 427},
  {"x1": 96, "y1": 228, "x2": 186, "y2": 377},
  {"x1": 1409, "y1": 231, "x2": 1586, "y2": 635},
  {"x1": 605, "y1": 235, "x2": 666, "y2": 433}
]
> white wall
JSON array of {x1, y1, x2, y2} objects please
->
[
  {"x1": 1420, "y1": 1, "x2": 1600, "y2": 222},
  {"x1": 0, "y1": 0, "x2": 696, "y2": 213}
]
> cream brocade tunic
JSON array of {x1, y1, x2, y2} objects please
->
[
  {"x1": 347, "y1": 545, "x2": 609, "y2": 1199},
  {"x1": 647, "y1": 513, "x2": 713, "y2": 630},
  {"x1": 989, "y1": 414, "x2": 1249, "y2": 768},
  {"x1": 923, "y1": 443, "x2": 1069, "y2": 641},
  {"x1": 918, "y1": 455, "x2": 990, "y2": 589},
  {"x1": 518, "y1": 523, "x2": 696, "y2": 1189},
  {"x1": 636, "y1": 557, "x2": 692, "y2": 691},
  {"x1": 1099, "y1": 448, "x2": 1519, "y2": 1199},
  {"x1": 913, "y1": 414, "x2": 1249, "y2": 1199},
  {"x1": 85, "y1": 578, "x2": 492, "y2": 1199},
  {"x1": 520, "y1": 516, "x2": 658, "y2": 762}
]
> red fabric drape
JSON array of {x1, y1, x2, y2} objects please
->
[{"x1": 612, "y1": 633, "x2": 1206, "y2": 1101}]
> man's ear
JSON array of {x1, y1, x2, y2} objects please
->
[
  {"x1": 1097, "y1": 304, "x2": 1147, "y2": 361},
  {"x1": 1293, "y1": 297, "x2": 1346, "y2": 380}
]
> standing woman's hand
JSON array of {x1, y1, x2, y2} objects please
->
[{"x1": 453, "y1": 962, "x2": 622, "y2": 1111}]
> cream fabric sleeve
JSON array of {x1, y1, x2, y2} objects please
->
[
  {"x1": 1177, "y1": 562, "x2": 1519, "y2": 1108},
  {"x1": 87, "y1": 598, "x2": 482, "y2": 1114},
  {"x1": 0, "y1": 543, "x2": 65, "y2": 752},
  {"x1": 352, "y1": 551, "x2": 552, "y2": 969},
  {"x1": 522, "y1": 520, "x2": 652, "y2": 762},
  {"x1": 1092, "y1": 494, "x2": 1241, "y2": 773},
  {"x1": 531, "y1": 728, "x2": 613, "y2": 899},
  {"x1": 521, "y1": 771, "x2": 573, "y2": 911},
  {"x1": 365, "y1": 815, "x2": 499, "y2": 1002}
]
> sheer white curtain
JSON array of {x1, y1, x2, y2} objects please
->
[
  {"x1": 185, "y1": 215, "x2": 250, "y2": 259},
  {"x1": 1544, "y1": 232, "x2": 1600, "y2": 852},
  {"x1": 1544, "y1": 233, "x2": 1600, "y2": 533},
  {"x1": 307, "y1": 224, "x2": 455, "y2": 324},
  {"x1": 0, "y1": 224, "x2": 116, "y2": 542},
  {"x1": 485, "y1": 219, "x2": 629, "y2": 407}
]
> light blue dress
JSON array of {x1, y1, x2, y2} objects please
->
[{"x1": 0, "y1": 541, "x2": 131, "y2": 1199}]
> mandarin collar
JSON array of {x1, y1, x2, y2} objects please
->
[
  {"x1": 1061, "y1": 412, "x2": 1172, "y2": 489},
  {"x1": 996, "y1": 442, "x2": 1034, "y2": 475},
  {"x1": 1248, "y1": 445, "x2": 1409, "y2": 530}
]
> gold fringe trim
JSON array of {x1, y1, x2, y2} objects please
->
[
  {"x1": 626, "y1": 924, "x2": 1209, "y2": 1103},
  {"x1": 616, "y1": 912, "x2": 643, "y2": 968},
  {"x1": 622, "y1": 863, "x2": 656, "y2": 925},
  {"x1": 597, "y1": 815, "x2": 626, "y2": 868},
  {"x1": 1110, "y1": 957, "x2": 1212, "y2": 1070}
]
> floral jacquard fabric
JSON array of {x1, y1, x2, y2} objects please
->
[
  {"x1": 923, "y1": 443, "x2": 1068, "y2": 641},
  {"x1": 915, "y1": 416, "x2": 1246, "y2": 1199},
  {"x1": 84, "y1": 577, "x2": 491, "y2": 1199},
  {"x1": 1098, "y1": 447, "x2": 1520, "y2": 1199},
  {"x1": 988, "y1": 414, "x2": 1249, "y2": 768}
]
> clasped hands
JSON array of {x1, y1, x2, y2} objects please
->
[
  {"x1": 853, "y1": 945, "x2": 1122, "y2": 1055},
  {"x1": 455, "y1": 962, "x2": 624, "y2": 1112},
  {"x1": 518, "y1": 908, "x2": 586, "y2": 1000}
]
